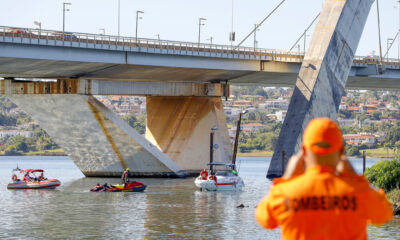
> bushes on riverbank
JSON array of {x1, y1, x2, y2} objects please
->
[{"x1": 365, "y1": 158, "x2": 400, "y2": 215}]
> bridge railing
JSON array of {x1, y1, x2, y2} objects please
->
[{"x1": 1, "y1": 25, "x2": 399, "y2": 66}]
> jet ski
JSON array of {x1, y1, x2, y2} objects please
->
[{"x1": 90, "y1": 181, "x2": 146, "y2": 192}]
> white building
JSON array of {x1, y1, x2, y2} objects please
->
[
  {"x1": 0, "y1": 131, "x2": 34, "y2": 138},
  {"x1": 276, "y1": 110, "x2": 287, "y2": 122},
  {"x1": 265, "y1": 100, "x2": 289, "y2": 110}
]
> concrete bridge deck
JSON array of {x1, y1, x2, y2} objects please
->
[{"x1": 0, "y1": 26, "x2": 399, "y2": 90}]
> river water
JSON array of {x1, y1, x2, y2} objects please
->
[{"x1": 0, "y1": 156, "x2": 399, "y2": 240}]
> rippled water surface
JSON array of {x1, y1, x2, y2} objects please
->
[{"x1": 0, "y1": 156, "x2": 398, "y2": 239}]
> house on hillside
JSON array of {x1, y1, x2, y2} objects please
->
[{"x1": 343, "y1": 134, "x2": 376, "y2": 145}]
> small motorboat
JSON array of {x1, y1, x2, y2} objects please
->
[
  {"x1": 90, "y1": 181, "x2": 146, "y2": 192},
  {"x1": 195, "y1": 163, "x2": 244, "y2": 191},
  {"x1": 7, "y1": 167, "x2": 61, "y2": 190}
]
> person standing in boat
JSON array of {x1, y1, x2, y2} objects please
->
[{"x1": 122, "y1": 168, "x2": 130, "y2": 184}]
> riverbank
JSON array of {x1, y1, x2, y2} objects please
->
[
  {"x1": 0, "y1": 149, "x2": 67, "y2": 156},
  {"x1": 388, "y1": 189, "x2": 400, "y2": 216},
  {"x1": 365, "y1": 148, "x2": 397, "y2": 159},
  {"x1": 237, "y1": 148, "x2": 398, "y2": 158},
  {"x1": 237, "y1": 151, "x2": 273, "y2": 157}
]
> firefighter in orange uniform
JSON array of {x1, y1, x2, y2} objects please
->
[{"x1": 256, "y1": 118, "x2": 393, "y2": 240}]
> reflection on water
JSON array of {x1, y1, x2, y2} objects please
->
[{"x1": 0, "y1": 156, "x2": 398, "y2": 239}]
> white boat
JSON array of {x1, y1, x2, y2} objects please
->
[{"x1": 194, "y1": 163, "x2": 244, "y2": 191}]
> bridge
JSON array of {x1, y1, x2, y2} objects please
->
[
  {"x1": 0, "y1": 0, "x2": 397, "y2": 177},
  {"x1": 0, "y1": 26, "x2": 399, "y2": 89}
]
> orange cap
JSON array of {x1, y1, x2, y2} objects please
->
[{"x1": 303, "y1": 117, "x2": 343, "y2": 155}]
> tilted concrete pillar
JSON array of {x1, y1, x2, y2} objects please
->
[
  {"x1": 146, "y1": 97, "x2": 232, "y2": 175},
  {"x1": 268, "y1": 0, "x2": 374, "y2": 178},
  {"x1": 7, "y1": 94, "x2": 187, "y2": 177}
]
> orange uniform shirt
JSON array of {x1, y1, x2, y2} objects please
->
[{"x1": 256, "y1": 165, "x2": 393, "y2": 240}]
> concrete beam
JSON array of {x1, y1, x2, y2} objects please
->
[
  {"x1": 0, "y1": 79, "x2": 229, "y2": 97},
  {"x1": 268, "y1": 0, "x2": 374, "y2": 178},
  {"x1": 7, "y1": 94, "x2": 188, "y2": 177},
  {"x1": 145, "y1": 96, "x2": 232, "y2": 175}
]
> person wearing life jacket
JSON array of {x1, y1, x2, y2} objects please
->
[
  {"x1": 24, "y1": 173, "x2": 32, "y2": 182},
  {"x1": 122, "y1": 168, "x2": 130, "y2": 184},
  {"x1": 256, "y1": 117, "x2": 393, "y2": 240}
]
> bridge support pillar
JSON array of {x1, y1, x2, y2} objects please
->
[
  {"x1": 268, "y1": 0, "x2": 374, "y2": 178},
  {"x1": 145, "y1": 96, "x2": 232, "y2": 175},
  {"x1": 7, "y1": 94, "x2": 187, "y2": 177}
]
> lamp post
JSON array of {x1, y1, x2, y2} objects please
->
[
  {"x1": 297, "y1": 44, "x2": 301, "y2": 52},
  {"x1": 303, "y1": 32, "x2": 310, "y2": 52},
  {"x1": 198, "y1": 17, "x2": 206, "y2": 48},
  {"x1": 155, "y1": 34, "x2": 160, "y2": 41},
  {"x1": 207, "y1": 36, "x2": 213, "y2": 45},
  {"x1": 62, "y1": 2, "x2": 71, "y2": 34},
  {"x1": 99, "y1": 28, "x2": 105, "y2": 35},
  {"x1": 387, "y1": 38, "x2": 394, "y2": 61},
  {"x1": 230, "y1": 0, "x2": 235, "y2": 46},
  {"x1": 253, "y1": 24, "x2": 260, "y2": 52},
  {"x1": 135, "y1": 10, "x2": 144, "y2": 42},
  {"x1": 33, "y1": 21, "x2": 41, "y2": 36},
  {"x1": 118, "y1": 0, "x2": 120, "y2": 37},
  {"x1": 398, "y1": 0, "x2": 400, "y2": 61}
]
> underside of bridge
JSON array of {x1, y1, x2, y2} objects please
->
[
  {"x1": 267, "y1": 0, "x2": 374, "y2": 178},
  {"x1": 1, "y1": 79, "x2": 231, "y2": 177}
]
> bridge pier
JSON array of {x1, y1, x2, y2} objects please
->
[
  {"x1": 268, "y1": 0, "x2": 374, "y2": 178},
  {"x1": 2, "y1": 79, "x2": 230, "y2": 177},
  {"x1": 7, "y1": 94, "x2": 187, "y2": 177},
  {"x1": 146, "y1": 96, "x2": 232, "y2": 175}
]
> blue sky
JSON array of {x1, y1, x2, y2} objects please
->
[{"x1": 0, "y1": 0, "x2": 399, "y2": 57}]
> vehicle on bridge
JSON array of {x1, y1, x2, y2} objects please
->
[
  {"x1": 57, "y1": 32, "x2": 77, "y2": 39},
  {"x1": 6, "y1": 28, "x2": 31, "y2": 35},
  {"x1": 90, "y1": 181, "x2": 147, "y2": 192},
  {"x1": 194, "y1": 163, "x2": 244, "y2": 191},
  {"x1": 7, "y1": 167, "x2": 61, "y2": 189}
]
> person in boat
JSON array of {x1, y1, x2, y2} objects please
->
[
  {"x1": 24, "y1": 173, "x2": 32, "y2": 182},
  {"x1": 230, "y1": 166, "x2": 238, "y2": 176},
  {"x1": 122, "y1": 168, "x2": 130, "y2": 184},
  {"x1": 38, "y1": 173, "x2": 46, "y2": 181},
  {"x1": 103, "y1": 183, "x2": 110, "y2": 190},
  {"x1": 255, "y1": 118, "x2": 393, "y2": 240}
]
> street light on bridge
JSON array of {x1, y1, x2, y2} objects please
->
[
  {"x1": 207, "y1": 36, "x2": 213, "y2": 45},
  {"x1": 99, "y1": 28, "x2": 105, "y2": 35},
  {"x1": 135, "y1": 10, "x2": 144, "y2": 42},
  {"x1": 33, "y1": 21, "x2": 41, "y2": 36},
  {"x1": 198, "y1": 17, "x2": 206, "y2": 49},
  {"x1": 62, "y1": 2, "x2": 72, "y2": 34},
  {"x1": 387, "y1": 38, "x2": 394, "y2": 62}
]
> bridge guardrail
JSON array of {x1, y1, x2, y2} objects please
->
[{"x1": 1, "y1": 25, "x2": 399, "y2": 66}]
